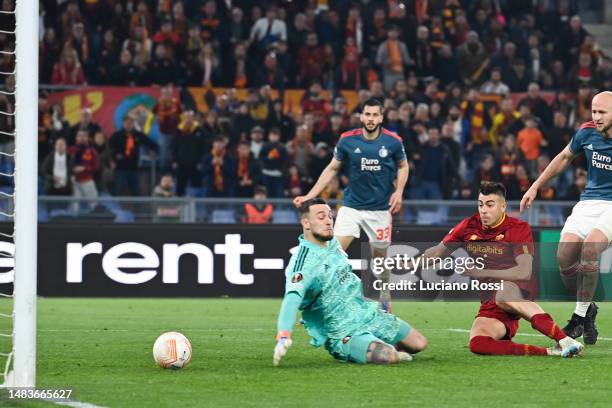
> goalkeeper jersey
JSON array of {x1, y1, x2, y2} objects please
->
[{"x1": 283, "y1": 235, "x2": 378, "y2": 346}]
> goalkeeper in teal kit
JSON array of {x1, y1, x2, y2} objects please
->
[{"x1": 273, "y1": 199, "x2": 427, "y2": 366}]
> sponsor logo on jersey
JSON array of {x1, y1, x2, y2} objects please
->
[
  {"x1": 495, "y1": 234, "x2": 505, "y2": 241},
  {"x1": 354, "y1": 147, "x2": 361, "y2": 153},
  {"x1": 591, "y1": 151, "x2": 612, "y2": 170},
  {"x1": 378, "y1": 146, "x2": 388, "y2": 158},
  {"x1": 469, "y1": 234, "x2": 479, "y2": 241},
  {"x1": 291, "y1": 273, "x2": 303, "y2": 283},
  {"x1": 361, "y1": 157, "x2": 381, "y2": 171}
]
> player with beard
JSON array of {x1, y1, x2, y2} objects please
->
[
  {"x1": 521, "y1": 91, "x2": 612, "y2": 344},
  {"x1": 419, "y1": 182, "x2": 584, "y2": 357},
  {"x1": 294, "y1": 98, "x2": 409, "y2": 312},
  {"x1": 273, "y1": 199, "x2": 427, "y2": 366}
]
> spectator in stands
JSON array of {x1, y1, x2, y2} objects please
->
[
  {"x1": 376, "y1": 26, "x2": 410, "y2": 91},
  {"x1": 122, "y1": 25, "x2": 152, "y2": 70},
  {"x1": 249, "y1": 125, "x2": 265, "y2": 159},
  {"x1": 457, "y1": 31, "x2": 489, "y2": 85},
  {"x1": 144, "y1": 44, "x2": 177, "y2": 86},
  {"x1": 130, "y1": 1, "x2": 153, "y2": 36},
  {"x1": 286, "y1": 164, "x2": 306, "y2": 198},
  {"x1": 68, "y1": 108, "x2": 100, "y2": 147},
  {"x1": 480, "y1": 67, "x2": 510, "y2": 95},
  {"x1": 109, "y1": 115, "x2": 158, "y2": 196},
  {"x1": 497, "y1": 133, "x2": 524, "y2": 187},
  {"x1": 519, "y1": 82, "x2": 553, "y2": 127},
  {"x1": 440, "y1": 122, "x2": 463, "y2": 181},
  {"x1": 228, "y1": 7, "x2": 248, "y2": 47},
  {"x1": 152, "y1": 174, "x2": 180, "y2": 222},
  {"x1": 250, "y1": 6, "x2": 287, "y2": 58},
  {"x1": 564, "y1": 168, "x2": 587, "y2": 201},
  {"x1": 546, "y1": 111, "x2": 573, "y2": 158},
  {"x1": 517, "y1": 116, "x2": 547, "y2": 177},
  {"x1": 411, "y1": 126, "x2": 454, "y2": 199},
  {"x1": 413, "y1": 26, "x2": 434, "y2": 81},
  {"x1": 434, "y1": 43, "x2": 461, "y2": 87},
  {"x1": 153, "y1": 85, "x2": 181, "y2": 170},
  {"x1": 341, "y1": 37, "x2": 361, "y2": 89},
  {"x1": 41, "y1": 137, "x2": 72, "y2": 196},
  {"x1": 296, "y1": 32, "x2": 325, "y2": 87},
  {"x1": 265, "y1": 100, "x2": 296, "y2": 143},
  {"x1": 260, "y1": 127, "x2": 287, "y2": 198},
  {"x1": 241, "y1": 186, "x2": 273, "y2": 224},
  {"x1": 96, "y1": 29, "x2": 120, "y2": 85},
  {"x1": 92, "y1": 131, "x2": 114, "y2": 194},
  {"x1": 235, "y1": 141, "x2": 262, "y2": 198},
  {"x1": 51, "y1": 46, "x2": 86, "y2": 85},
  {"x1": 490, "y1": 98, "x2": 520, "y2": 146},
  {"x1": 172, "y1": 111, "x2": 204, "y2": 197},
  {"x1": 202, "y1": 136, "x2": 236, "y2": 197},
  {"x1": 152, "y1": 18, "x2": 180, "y2": 60},
  {"x1": 40, "y1": 27, "x2": 62, "y2": 83},
  {"x1": 111, "y1": 49, "x2": 141, "y2": 86},
  {"x1": 152, "y1": 174, "x2": 175, "y2": 198},
  {"x1": 69, "y1": 129, "x2": 100, "y2": 202},
  {"x1": 65, "y1": 22, "x2": 90, "y2": 75},
  {"x1": 475, "y1": 153, "x2": 501, "y2": 185},
  {"x1": 286, "y1": 125, "x2": 313, "y2": 178}
]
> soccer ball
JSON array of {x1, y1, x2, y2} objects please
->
[{"x1": 153, "y1": 332, "x2": 192, "y2": 369}]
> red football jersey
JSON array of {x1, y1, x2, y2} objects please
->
[{"x1": 443, "y1": 213, "x2": 537, "y2": 300}]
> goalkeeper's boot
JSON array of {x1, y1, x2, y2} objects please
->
[
  {"x1": 546, "y1": 343, "x2": 562, "y2": 356},
  {"x1": 562, "y1": 313, "x2": 584, "y2": 339},
  {"x1": 559, "y1": 336, "x2": 584, "y2": 358},
  {"x1": 583, "y1": 302, "x2": 599, "y2": 345}
]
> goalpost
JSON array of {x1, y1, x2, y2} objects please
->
[{"x1": 1, "y1": 0, "x2": 38, "y2": 388}]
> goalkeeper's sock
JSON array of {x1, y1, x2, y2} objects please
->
[
  {"x1": 530, "y1": 313, "x2": 567, "y2": 342},
  {"x1": 469, "y1": 336, "x2": 548, "y2": 356}
]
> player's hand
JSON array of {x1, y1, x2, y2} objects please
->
[
  {"x1": 389, "y1": 191, "x2": 403, "y2": 214},
  {"x1": 519, "y1": 187, "x2": 537, "y2": 212},
  {"x1": 273, "y1": 331, "x2": 292, "y2": 366},
  {"x1": 293, "y1": 195, "x2": 311, "y2": 208}
]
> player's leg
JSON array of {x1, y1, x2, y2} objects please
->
[
  {"x1": 557, "y1": 202, "x2": 597, "y2": 338},
  {"x1": 395, "y1": 327, "x2": 428, "y2": 355},
  {"x1": 579, "y1": 224, "x2": 612, "y2": 344},
  {"x1": 494, "y1": 282, "x2": 583, "y2": 357},
  {"x1": 468, "y1": 316, "x2": 550, "y2": 356},
  {"x1": 326, "y1": 333, "x2": 409, "y2": 364},
  {"x1": 333, "y1": 206, "x2": 360, "y2": 251},
  {"x1": 362, "y1": 211, "x2": 393, "y2": 311},
  {"x1": 557, "y1": 233, "x2": 583, "y2": 297}
]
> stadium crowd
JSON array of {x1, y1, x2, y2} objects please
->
[{"x1": 0, "y1": 1, "x2": 607, "y2": 211}]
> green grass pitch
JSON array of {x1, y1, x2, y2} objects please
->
[{"x1": 0, "y1": 299, "x2": 610, "y2": 407}]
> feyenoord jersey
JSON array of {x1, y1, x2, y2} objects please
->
[
  {"x1": 569, "y1": 121, "x2": 612, "y2": 201},
  {"x1": 333, "y1": 127, "x2": 406, "y2": 210}
]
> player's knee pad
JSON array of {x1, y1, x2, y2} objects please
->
[{"x1": 469, "y1": 336, "x2": 494, "y2": 355}]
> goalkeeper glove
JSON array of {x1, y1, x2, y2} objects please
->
[{"x1": 273, "y1": 330, "x2": 292, "y2": 366}]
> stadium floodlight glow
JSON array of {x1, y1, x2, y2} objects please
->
[{"x1": 1, "y1": 0, "x2": 39, "y2": 388}]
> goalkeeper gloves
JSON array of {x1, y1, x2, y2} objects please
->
[{"x1": 273, "y1": 330, "x2": 292, "y2": 366}]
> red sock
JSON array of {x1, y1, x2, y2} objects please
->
[
  {"x1": 531, "y1": 313, "x2": 566, "y2": 342},
  {"x1": 469, "y1": 336, "x2": 548, "y2": 356}
]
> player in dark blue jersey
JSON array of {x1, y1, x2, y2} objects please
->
[
  {"x1": 521, "y1": 91, "x2": 612, "y2": 344},
  {"x1": 294, "y1": 98, "x2": 409, "y2": 311}
]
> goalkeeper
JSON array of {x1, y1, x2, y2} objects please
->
[{"x1": 273, "y1": 199, "x2": 427, "y2": 366}]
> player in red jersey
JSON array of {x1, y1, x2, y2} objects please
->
[{"x1": 420, "y1": 182, "x2": 584, "y2": 357}]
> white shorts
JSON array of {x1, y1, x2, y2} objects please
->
[
  {"x1": 561, "y1": 200, "x2": 612, "y2": 242},
  {"x1": 334, "y1": 206, "x2": 392, "y2": 248}
]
